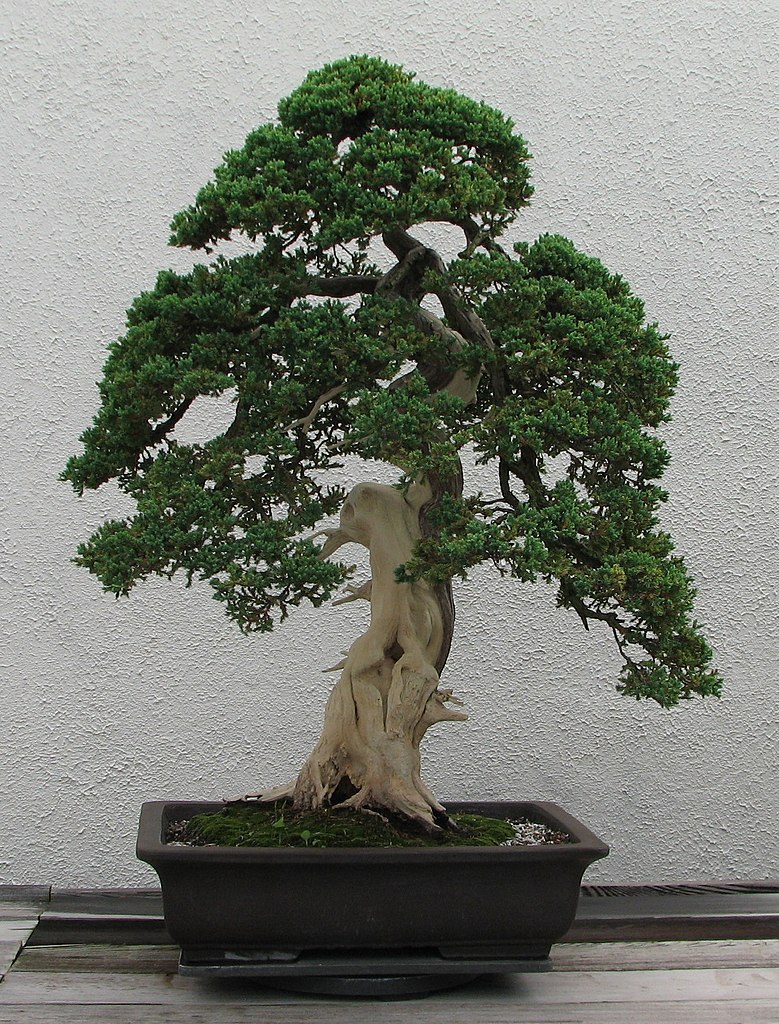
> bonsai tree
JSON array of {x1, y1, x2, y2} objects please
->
[{"x1": 63, "y1": 56, "x2": 721, "y2": 830}]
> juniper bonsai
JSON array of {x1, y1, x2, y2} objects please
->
[{"x1": 63, "y1": 56, "x2": 721, "y2": 829}]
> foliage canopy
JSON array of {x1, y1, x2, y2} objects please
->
[{"x1": 64, "y1": 55, "x2": 721, "y2": 709}]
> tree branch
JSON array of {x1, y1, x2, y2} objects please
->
[
  {"x1": 147, "y1": 397, "x2": 194, "y2": 445},
  {"x1": 455, "y1": 216, "x2": 508, "y2": 257},
  {"x1": 303, "y1": 275, "x2": 379, "y2": 298},
  {"x1": 286, "y1": 383, "x2": 348, "y2": 433},
  {"x1": 376, "y1": 243, "x2": 429, "y2": 302},
  {"x1": 499, "y1": 458, "x2": 522, "y2": 511},
  {"x1": 382, "y1": 228, "x2": 424, "y2": 263},
  {"x1": 381, "y1": 231, "x2": 509, "y2": 410}
]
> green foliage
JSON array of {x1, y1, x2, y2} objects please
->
[
  {"x1": 170, "y1": 55, "x2": 531, "y2": 252},
  {"x1": 64, "y1": 56, "x2": 721, "y2": 705},
  {"x1": 399, "y1": 235, "x2": 720, "y2": 703}
]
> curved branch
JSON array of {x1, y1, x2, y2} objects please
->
[
  {"x1": 513, "y1": 447, "x2": 547, "y2": 506},
  {"x1": 557, "y1": 576, "x2": 641, "y2": 658},
  {"x1": 499, "y1": 458, "x2": 522, "y2": 511},
  {"x1": 454, "y1": 216, "x2": 509, "y2": 257},
  {"x1": 147, "y1": 397, "x2": 194, "y2": 445},
  {"x1": 286, "y1": 383, "x2": 347, "y2": 433},
  {"x1": 303, "y1": 274, "x2": 379, "y2": 298},
  {"x1": 376, "y1": 243, "x2": 429, "y2": 303},
  {"x1": 379, "y1": 228, "x2": 508, "y2": 406},
  {"x1": 382, "y1": 228, "x2": 424, "y2": 263}
]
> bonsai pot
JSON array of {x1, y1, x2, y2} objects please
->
[{"x1": 137, "y1": 799, "x2": 608, "y2": 987}]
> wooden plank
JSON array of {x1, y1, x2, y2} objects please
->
[
  {"x1": 47, "y1": 890, "x2": 163, "y2": 916},
  {"x1": 12, "y1": 944, "x2": 181, "y2": 974},
  {"x1": 0, "y1": 1003, "x2": 778, "y2": 1024},
  {"x1": 49, "y1": 888, "x2": 161, "y2": 897},
  {"x1": 0, "y1": 971, "x2": 300, "y2": 1005},
  {"x1": 26, "y1": 919, "x2": 171, "y2": 947},
  {"x1": 582, "y1": 881, "x2": 779, "y2": 895},
  {"x1": 0, "y1": 943, "x2": 24, "y2": 981},
  {"x1": 0, "y1": 921, "x2": 40, "y2": 941},
  {"x1": 568, "y1": 890, "x2": 779, "y2": 941},
  {"x1": 553, "y1": 938, "x2": 779, "y2": 971},
  {"x1": 0, "y1": 888, "x2": 46, "y2": 979},
  {"x1": 1, "y1": 967, "x2": 777, "y2": 1006},
  {"x1": 28, "y1": 889, "x2": 168, "y2": 946},
  {"x1": 0, "y1": 920, "x2": 40, "y2": 980},
  {"x1": 11, "y1": 938, "x2": 779, "y2": 976},
  {"x1": 0, "y1": 889, "x2": 48, "y2": 976},
  {"x1": 36, "y1": 887, "x2": 779, "y2": 923},
  {"x1": 566, "y1": 915, "x2": 779, "y2": 941},
  {"x1": 27, "y1": 911, "x2": 779, "y2": 948},
  {"x1": 0, "y1": 907, "x2": 45, "y2": 927},
  {"x1": 0, "y1": 887, "x2": 49, "y2": 920},
  {"x1": 0, "y1": 887, "x2": 50, "y2": 903},
  {"x1": 577, "y1": 890, "x2": 779, "y2": 915},
  {"x1": 0, "y1": 904, "x2": 46, "y2": 923},
  {"x1": 19, "y1": 888, "x2": 779, "y2": 945}
]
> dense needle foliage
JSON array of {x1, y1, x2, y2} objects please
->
[{"x1": 63, "y1": 55, "x2": 721, "y2": 708}]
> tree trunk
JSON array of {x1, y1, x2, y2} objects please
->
[
  {"x1": 257, "y1": 232, "x2": 491, "y2": 828},
  {"x1": 262, "y1": 478, "x2": 466, "y2": 829}
]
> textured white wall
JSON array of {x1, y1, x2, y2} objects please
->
[{"x1": 1, "y1": 0, "x2": 777, "y2": 887}]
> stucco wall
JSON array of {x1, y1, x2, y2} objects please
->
[{"x1": 1, "y1": 0, "x2": 777, "y2": 886}]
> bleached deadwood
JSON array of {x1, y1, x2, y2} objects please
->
[{"x1": 287, "y1": 478, "x2": 468, "y2": 827}]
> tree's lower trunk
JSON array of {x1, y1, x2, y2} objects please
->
[{"x1": 262, "y1": 478, "x2": 466, "y2": 829}]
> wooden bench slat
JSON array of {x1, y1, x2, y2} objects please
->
[
  {"x1": 566, "y1": 914, "x2": 779, "y2": 941},
  {"x1": 0, "y1": 923, "x2": 40, "y2": 977},
  {"x1": 0, "y1": 904, "x2": 47, "y2": 922},
  {"x1": 0, "y1": 924, "x2": 39, "y2": 944},
  {"x1": 0, "y1": 943, "x2": 24, "y2": 982},
  {"x1": 10, "y1": 939, "x2": 779, "y2": 975},
  {"x1": 0, "y1": 894, "x2": 46, "y2": 979},
  {"x1": 3, "y1": 885, "x2": 778, "y2": 1020},
  {"x1": 0, "y1": 1000, "x2": 778, "y2": 1024},
  {"x1": 47, "y1": 891, "x2": 163, "y2": 916},
  {"x1": 25, "y1": 887, "x2": 779, "y2": 923},
  {"x1": 554, "y1": 937, "x2": 779, "y2": 971},
  {"x1": 2, "y1": 1001, "x2": 779, "y2": 1024},
  {"x1": 0, "y1": 888, "x2": 50, "y2": 904},
  {"x1": 1, "y1": 966, "x2": 778, "y2": 1006},
  {"x1": 13, "y1": 944, "x2": 180, "y2": 974},
  {"x1": 576, "y1": 890, "x2": 779, "y2": 917}
]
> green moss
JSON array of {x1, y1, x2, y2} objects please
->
[{"x1": 169, "y1": 804, "x2": 522, "y2": 848}]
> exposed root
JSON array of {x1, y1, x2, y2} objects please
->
[
  {"x1": 226, "y1": 780, "x2": 296, "y2": 804},
  {"x1": 331, "y1": 804, "x2": 390, "y2": 825},
  {"x1": 334, "y1": 783, "x2": 440, "y2": 832}
]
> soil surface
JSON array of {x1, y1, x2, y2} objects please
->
[{"x1": 166, "y1": 804, "x2": 570, "y2": 848}]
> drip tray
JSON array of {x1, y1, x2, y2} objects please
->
[{"x1": 180, "y1": 947, "x2": 551, "y2": 997}]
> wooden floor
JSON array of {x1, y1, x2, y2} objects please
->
[{"x1": 1, "y1": 884, "x2": 778, "y2": 1022}]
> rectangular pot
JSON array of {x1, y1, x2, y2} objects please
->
[{"x1": 137, "y1": 800, "x2": 608, "y2": 962}]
